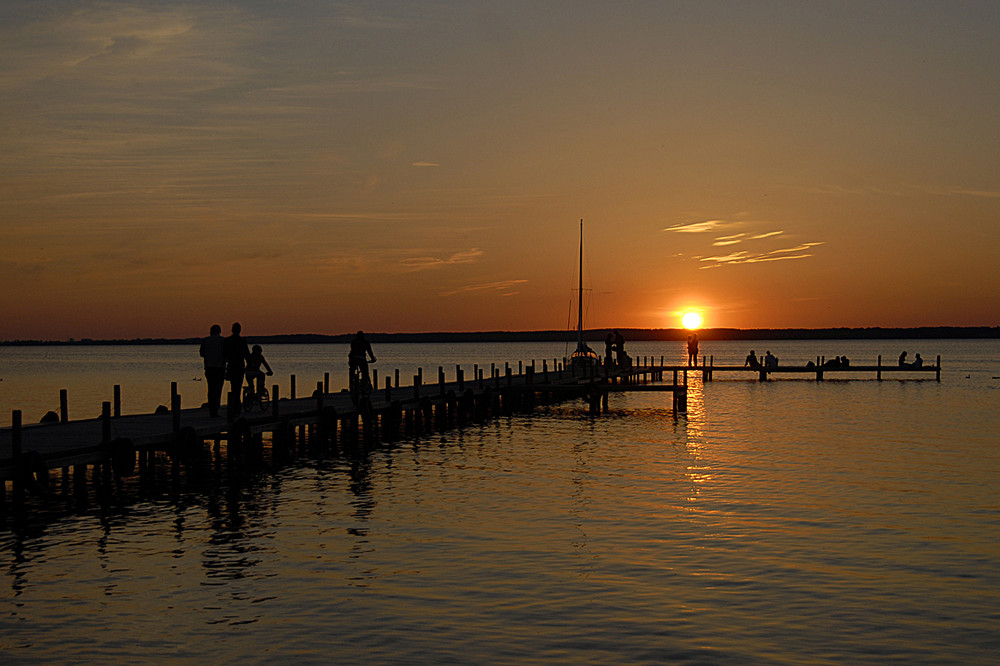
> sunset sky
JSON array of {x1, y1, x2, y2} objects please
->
[{"x1": 2, "y1": 1, "x2": 998, "y2": 340}]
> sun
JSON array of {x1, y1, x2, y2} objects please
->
[{"x1": 681, "y1": 311, "x2": 703, "y2": 330}]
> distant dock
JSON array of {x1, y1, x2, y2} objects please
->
[{"x1": 696, "y1": 354, "x2": 942, "y2": 382}]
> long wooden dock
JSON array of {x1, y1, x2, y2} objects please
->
[{"x1": 0, "y1": 358, "x2": 686, "y2": 520}]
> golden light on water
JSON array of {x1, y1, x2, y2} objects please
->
[{"x1": 681, "y1": 311, "x2": 703, "y2": 330}]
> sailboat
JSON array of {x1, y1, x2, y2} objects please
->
[{"x1": 569, "y1": 219, "x2": 600, "y2": 368}]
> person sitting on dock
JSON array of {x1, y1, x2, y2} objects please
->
[
  {"x1": 605, "y1": 333, "x2": 615, "y2": 368},
  {"x1": 744, "y1": 350, "x2": 761, "y2": 369},
  {"x1": 245, "y1": 345, "x2": 273, "y2": 395},
  {"x1": 764, "y1": 351, "x2": 778, "y2": 369},
  {"x1": 898, "y1": 351, "x2": 909, "y2": 367},
  {"x1": 349, "y1": 330, "x2": 377, "y2": 389},
  {"x1": 913, "y1": 353, "x2": 924, "y2": 368}
]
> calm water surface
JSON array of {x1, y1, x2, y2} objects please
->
[{"x1": 1, "y1": 340, "x2": 998, "y2": 663}]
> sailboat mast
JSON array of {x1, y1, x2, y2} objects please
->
[{"x1": 577, "y1": 219, "x2": 584, "y2": 348}]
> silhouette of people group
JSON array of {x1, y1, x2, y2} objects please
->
[
  {"x1": 898, "y1": 351, "x2": 924, "y2": 368},
  {"x1": 200, "y1": 322, "x2": 272, "y2": 417},
  {"x1": 744, "y1": 349, "x2": 778, "y2": 372}
]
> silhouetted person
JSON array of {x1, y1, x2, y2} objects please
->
[
  {"x1": 224, "y1": 322, "x2": 251, "y2": 415},
  {"x1": 199, "y1": 324, "x2": 225, "y2": 417},
  {"x1": 913, "y1": 353, "x2": 924, "y2": 368},
  {"x1": 898, "y1": 351, "x2": 908, "y2": 367},
  {"x1": 605, "y1": 333, "x2": 615, "y2": 367},
  {"x1": 349, "y1": 330, "x2": 377, "y2": 389},
  {"x1": 764, "y1": 350, "x2": 778, "y2": 369},
  {"x1": 687, "y1": 334, "x2": 699, "y2": 366},
  {"x1": 614, "y1": 330, "x2": 627, "y2": 367},
  {"x1": 744, "y1": 350, "x2": 760, "y2": 369},
  {"x1": 245, "y1": 344, "x2": 273, "y2": 394}
]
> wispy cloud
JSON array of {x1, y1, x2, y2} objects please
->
[
  {"x1": 399, "y1": 249, "x2": 483, "y2": 272},
  {"x1": 440, "y1": 279, "x2": 528, "y2": 297},
  {"x1": 699, "y1": 242, "x2": 824, "y2": 268},
  {"x1": 664, "y1": 220, "x2": 729, "y2": 234},
  {"x1": 712, "y1": 233, "x2": 746, "y2": 246},
  {"x1": 412, "y1": 161, "x2": 440, "y2": 167}
]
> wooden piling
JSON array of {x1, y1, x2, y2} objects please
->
[
  {"x1": 113, "y1": 385, "x2": 122, "y2": 417},
  {"x1": 60, "y1": 389, "x2": 68, "y2": 423}
]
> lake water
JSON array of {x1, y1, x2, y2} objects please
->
[{"x1": 1, "y1": 339, "x2": 999, "y2": 663}]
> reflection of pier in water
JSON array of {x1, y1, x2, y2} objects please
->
[{"x1": 1, "y1": 356, "x2": 689, "y2": 523}]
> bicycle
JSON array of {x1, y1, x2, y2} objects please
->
[
  {"x1": 349, "y1": 360, "x2": 374, "y2": 406},
  {"x1": 242, "y1": 381, "x2": 271, "y2": 412}
]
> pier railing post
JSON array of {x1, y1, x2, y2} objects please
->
[
  {"x1": 60, "y1": 389, "x2": 68, "y2": 423},
  {"x1": 414, "y1": 374, "x2": 421, "y2": 401},
  {"x1": 324, "y1": 372, "x2": 330, "y2": 394},
  {"x1": 113, "y1": 385, "x2": 121, "y2": 417},
  {"x1": 102, "y1": 402, "x2": 112, "y2": 443},
  {"x1": 171, "y1": 394, "x2": 181, "y2": 433},
  {"x1": 877, "y1": 355, "x2": 882, "y2": 381},
  {"x1": 316, "y1": 382, "x2": 324, "y2": 413},
  {"x1": 11, "y1": 410, "x2": 23, "y2": 514},
  {"x1": 385, "y1": 376, "x2": 392, "y2": 403},
  {"x1": 438, "y1": 367, "x2": 445, "y2": 396},
  {"x1": 936, "y1": 355, "x2": 941, "y2": 382},
  {"x1": 290, "y1": 375, "x2": 296, "y2": 400},
  {"x1": 272, "y1": 385, "x2": 279, "y2": 418}
]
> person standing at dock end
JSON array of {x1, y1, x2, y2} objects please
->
[{"x1": 199, "y1": 324, "x2": 226, "y2": 417}]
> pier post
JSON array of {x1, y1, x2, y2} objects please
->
[
  {"x1": 324, "y1": 372, "x2": 330, "y2": 394},
  {"x1": 395, "y1": 368, "x2": 400, "y2": 388},
  {"x1": 113, "y1": 385, "x2": 121, "y2": 417},
  {"x1": 506, "y1": 366, "x2": 513, "y2": 387},
  {"x1": 457, "y1": 366, "x2": 464, "y2": 392},
  {"x1": 373, "y1": 369, "x2": 378, "y2": 394},
  {"x1": 877, "y1": 355, "x2": 882, "y2": 381},
  {"x1": 936, "y1": 355, "x2": 941, "y2": 382},
  {"x1": 385, "y1": 376, "x2": 392, "y2": 403},
  {"x1": 102, "y1": 402, "x2": 112, "y2": 443},
  {"x1": 316, "y1": 382, "x2": 324, "y2": 413},
  {"x1": 171, "y1": 394, "x2": 181, "y2": 432},
  {"x1": 60, "y1": 389, "x2": 68, "y2": 422},
  {"x1": 438, "y1": 367, "x2": 445, "y2": 396},
  {"x1": 11, "y1": 410, "x2": 23, "y2": 515},
  {"x1": 290, "y1": 375, "x2": 296, "y2": 400},
  {"x1": 272, "y1": 385, "x2": 279, "y2": 418},
  {"x1": 414, "y1": 374, "x2": 421, "y2": 401}
]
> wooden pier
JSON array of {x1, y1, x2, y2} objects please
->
[
  {"x1": 0, "y1": 358, "x2": 687, "y2": 521},
  {"x1": 695, "y1": 354, "x2": 942, "y2": 382}
]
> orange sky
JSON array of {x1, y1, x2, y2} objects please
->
[{"x1": 2, "y1": 1, "x2": 998, "y2": 340}]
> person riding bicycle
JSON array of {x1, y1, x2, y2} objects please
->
[
  {"x1": 245, "y1": 344, "x2": 273, "y2": 395},
  {"x1": 348, "y1": 330, "x2": 377, "y2": 392}
]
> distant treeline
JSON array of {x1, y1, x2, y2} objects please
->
[{"x1": 2, "y1": 326, "x2": 998, "y2": 346}]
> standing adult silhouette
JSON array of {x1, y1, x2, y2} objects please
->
[
  {"x1": 224, "y1": 322, "x2": 251, "y2": 416},
  {"x1": 199, "y1": 324, "x2": 225, "y2": 417}
]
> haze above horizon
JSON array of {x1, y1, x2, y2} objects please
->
[{"x1": 2, "y1": 1, "x2": 998, "y2": 340}]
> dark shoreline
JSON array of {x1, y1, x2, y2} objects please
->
[{"x1": 2, "y1": 326, "x2": 998, "y2": 346}]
